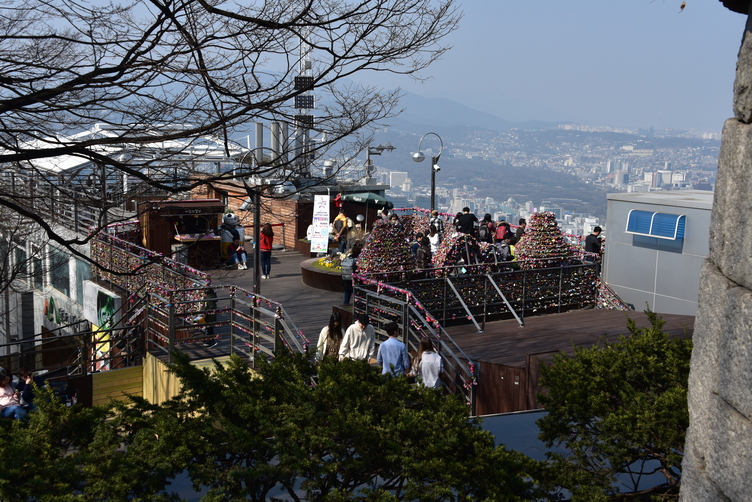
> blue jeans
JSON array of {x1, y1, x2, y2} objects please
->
[
  {"x1": 260, "y1": 250, "x2": 272, "y2": 275},
  {"x1": 228, "y1": 251, "x2": 247, "y2": 267},
  {"x1": 343, "y1": 279, "x2": 353, "y2": 304},
  {"x1": 1, "y1": 405, "x2": 28, "y2": 421}
]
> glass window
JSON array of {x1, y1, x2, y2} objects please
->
[
  {"x1": 75, "y1": 258, "x2": 91, "y2": 305},
  {"x1": 49, "y1": 247, "x2": 70, "y2": 296},
  {"x1": 32, "y1": 256, "x2": 43, "y2": 290},
  {"x1": 14, "y1": 245, "x2": 27, "y2": 278}
]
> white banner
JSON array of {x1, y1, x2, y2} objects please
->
[{"x1": 310, "y1": 195, "x2": 331, "y2": 253}]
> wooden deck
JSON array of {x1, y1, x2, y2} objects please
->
[
  {"x1": 445, "y1": 309, "x2": 694, "y2": 368},
  {"x1": 443, "y1": 309, "x2": 694, "y2": 416}
]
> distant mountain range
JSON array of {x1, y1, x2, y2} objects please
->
[{"x1": 385, "y1": 91, "x2": 564, "y2": 133}]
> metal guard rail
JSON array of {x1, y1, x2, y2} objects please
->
[
  {"x1": 143, "y1": 285, "x2": 309, "y2": 365},
  {"x1": 357, "y1": 261, "x2": 599, "y2": 328},
  {"x1": 352, "y1": 282, "x2": 478, "y2": 415},
  {"x1": 0, "y1": 324, "x2": 143, "y2": 378}
]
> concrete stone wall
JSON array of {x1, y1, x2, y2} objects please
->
[{"x1": 679, "y1": 7, "x2": 752, "y2": 500}]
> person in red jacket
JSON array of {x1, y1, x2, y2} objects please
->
[{"x1": 259, "y1": 223, "x2": 274, "y2": 279}]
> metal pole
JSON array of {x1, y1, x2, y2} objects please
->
[
  {"x1": 230, "y1": 291, "x2": 236, "y2": 354},
  {"x1": 168, "y1": 292, "x2": 175, "y2": 362},
  {"x1": 254, "y1": 189, "x2": 262, "y2": 294},
  {"x1": 430, "y1": 156, "x2": 437, "y2": 212}
]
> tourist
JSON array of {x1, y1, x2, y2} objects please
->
[
  {"x1": 226, "y1": 238, "x2": 247, "y2": 270},
  {"x1": 455, "y1": 207, "x2": 478, "y2": 236},
  {"x1": 428, "y1": 224, "x2": 441, "y2": 253},
  {"x1": 340, "y1": 245, "x2": 361, "y2": 305},
  {"x1": 477, "y1": 213, "x2": 495, "y2": 243},
  {"x1": 495, "y1": 235, "x2": 515, "y2": 263},
  {"x1": 429, "y1": 210, "x2": 445, "y2": 234},
  {"x1": 390, "y1": 213, "x2": 402, "y2": 228},
  {"x1": 376, "y1": 321, "x2": 410, "y2": 376},
  {"x1": 585, "y1": 226, "x2": 603, "y2": 274},
  {"x1": 260, "y1": 223, "x2": 274, "y2": 279},
  {"x1": 339, "y1": 313, "x2": 376, "y2": 362},
  {"x1": 414, "y1": 338, "x2": 443, "y2": 389},
  {"x1": 416, "y1": 236, "x2": 432, "y2": 271},
  {"x1": 514, "y1": 218, "x2": 527, "y2": 244},
  {"x1": 317, "y1": 311, "x2": 344, "y2": 360},
  {"x1": 332, "y1": 209, "x2": 351, "y2": 253},
  {"x1": 410, "y1": 232, "x2": 424, "y2": 256},
  {"x1": 495, "y1": 220, "x2": 512, "y2": 243},
  {"x1": 16, "y1": 367, "x2": 45, "y2": 411},
  {"x1": 0, "y1": 368, "x2": 27, "y2": 421}
]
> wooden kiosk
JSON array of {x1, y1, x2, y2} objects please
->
[{"x1": 138, "y1": 199, "x2": 226, "y2": 269}]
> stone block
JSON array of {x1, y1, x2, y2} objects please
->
[
  {"x1": 709, "y1": 119, "x2": 752, "y2": 290},
  {"x1": 680, "y1": 440, "x2": 731, "y2": 502},
  {"x1": 716, "y1": 285, "x2": 752, "y2": 418},
  {"x1": 686, "y1": 261, "x2": 728, "y2": 454},
  {"x1": 734, "y1": 10, "x2": 752, "y2": 121},
  {"x1": 682, "y1": 260, "x2": 752, "y2": 501},
  {"x1": 705, "y1": 397, "x2": 752, "y2": 501}
]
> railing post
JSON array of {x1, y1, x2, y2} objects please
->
[
  {"x1": 558, "y1": 265, "x2": 564, "y2": 313},
  {"x1": 145, "y1": 294, "x2": 152, "y2": 351},
  {"x1": 482, "y1": 275, "x2": 488, "y2": 331},
  {"x1": 401, "y1": 297, "x2": 409, "y2": 346},
  {"x1": 230, "y1": 289, "x2": 236, "y2": 354},
  {"x1": 521, "y1": 269, "x2": 527, "y2": 323},
  {"x1": 274, "y1": 306, "x2": 283, "y2": 354},
  {"x1": 168, "y1": 292, "x2": 175, "y2": 363},
  {"x1": 252, "y1": 297, "x2": 260, "y2": 368},
  {"x1": 442, "y1": 276, "x2": 448, "y2": 325}
]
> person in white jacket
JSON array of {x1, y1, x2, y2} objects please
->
[{"x1": 339, "y1": 313, "x2": 376, "y2": 362}]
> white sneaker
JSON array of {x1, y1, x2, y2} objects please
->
[{"x1": 240, "y1": 263, "x2": 247, "y2": 270}]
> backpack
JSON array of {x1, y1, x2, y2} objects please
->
[
  {"x1": 495, "y1": 225, "x2": 506, "y2": 241},
  {"x1": 341, "y1": 257, "x2": 356, "y2": 280},
  {"x1": 478, "y1": 222, "x2": 490, "y2": 241}
]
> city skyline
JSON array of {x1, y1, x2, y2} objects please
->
[{"x1": 353, "y1": 0, "x2": 745, "y2": 133}]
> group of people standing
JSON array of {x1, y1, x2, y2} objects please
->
[{"x1": 316, "y1": 312, "x2": 443, "y2": 389}]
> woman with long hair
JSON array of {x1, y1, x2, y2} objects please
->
[
  {"x1": 259, "y1": 223, "x2": 274, "y2": 279},
  {"x1": 414, "y1": 337, "x2": 443, "y2": 389},
  {"x1": 316, "y1": 311, "x2": 344, "y2": 360}
]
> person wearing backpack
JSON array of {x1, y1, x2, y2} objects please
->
[
  {"x1": 332, "y1": 209, "x2": 352, "y2": 253},
  {"x1": 478, "y1": 214, "x2": 495, "y2": 243},
  {"x1": 341, "y1": 245, "x2": 361, "y2": 304},
  {"x1": 495, "y1": 220, "x2": 512, "y2": 243}
]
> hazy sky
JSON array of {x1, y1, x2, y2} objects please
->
[{"x1": 356, "y1": 0, "x2": 746, "y2": 133}]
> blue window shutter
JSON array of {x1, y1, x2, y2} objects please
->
[
  {"x1": 626, "y1": 210, "x2": 685, "y2": 240},
  {"x1": 626, "y1": 210, "x2": 653, "y2": 234}
]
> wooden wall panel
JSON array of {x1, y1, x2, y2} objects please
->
[
  {"x1": 91, "y1": 366, "x2": 142, "y2": 406},
  {"x1": 475, "y1": 362, "x2": 527, "y2": 416},
  {"x1": 142, "y1": 352, "x2": 238, "y2": 405}
]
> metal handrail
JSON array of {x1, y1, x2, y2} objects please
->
[
  {"x1": 352, "y1": 284, "x2": 479, "y2": 415},
  {"x1": 143, "y1": 285, "x2": 310, "y2": 365}
]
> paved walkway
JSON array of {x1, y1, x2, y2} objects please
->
[{"x1": 207, "y1": 250, "x2": 345, "y2": 344}]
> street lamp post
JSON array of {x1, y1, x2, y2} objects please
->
[
  {"x1": 238, "y1": 147, "x2": 289, "y2": 295},
  {"x1": 411, "y1": 133, "x2": 444, "y2": 212},
  {"x1": 364, "y1": 142, "x2": 395, "y2": 180}
]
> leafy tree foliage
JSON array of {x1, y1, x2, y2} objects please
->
[
  {"x1": 0, "y1": 0, "x2": 460, "y2": 275},
  {"x1": 536, "y1": 311, "x2": 693, "y2": 501},
  {"x1": 0, "y1": 353, "x2": 541, "y2": 501}
]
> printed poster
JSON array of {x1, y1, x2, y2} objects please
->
[{"x1": 310, "y1": 195, "x2": 330, "y2": 253}]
